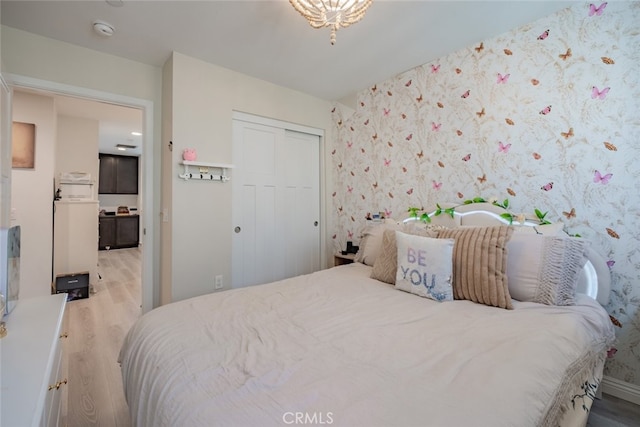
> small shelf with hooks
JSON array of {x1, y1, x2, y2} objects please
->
[{"x1": 179, "y1": 161, "x2": 234, "y2": 182}]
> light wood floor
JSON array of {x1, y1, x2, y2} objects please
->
[
  {"x1": 60, "y1": 247, "x2": 640, "y2": 427},
  {"x1": 62, "y1": 247, "x2": 140, "y2": 427}
]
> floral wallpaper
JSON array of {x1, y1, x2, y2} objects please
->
[{"x1": 331, "y1": 2, "x2": 640, "y2": 386}]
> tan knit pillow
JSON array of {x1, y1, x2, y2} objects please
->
[
  {"x1": 437, "y1": 226, "x2": 514, "y2": 309},
  {"x1": 371, "y1": 226, "x2": 440, "y2": 284}
]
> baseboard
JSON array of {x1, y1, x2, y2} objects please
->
[{"x1": 601, "y1": 375, "x2": 640, "y2": 405}]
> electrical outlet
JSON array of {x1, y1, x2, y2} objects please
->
[{"x1": 214, "y1": 275, "x2": 223, "y2": 290}]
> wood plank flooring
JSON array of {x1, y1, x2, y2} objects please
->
[
  {"x1": 60, "y1": 247, "x2": 640, "y2": 427},
  {"x1": 62, "y1": 247, "x2": 140, "y2": 427}
]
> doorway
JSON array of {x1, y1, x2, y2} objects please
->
[{"x1": 8, "y1": 74, "x2": 154, "y2": 312}]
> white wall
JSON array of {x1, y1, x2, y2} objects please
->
[
  {"x1": 11, "y1": 91, "x2": 56, "y2": 298},
  {"x1": 1, "y1": 25, "x2": 162, "y2": 307},
  {"x1": 2, "y1": 26, "x2": 337, "y2": 306},
  {"x1": 165, "y1": 52, "x2": 334, "y2": 302}
]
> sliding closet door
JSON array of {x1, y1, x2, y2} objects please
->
[
  {"x1": 232, "y1": 119, "x2": 320, "y2": 288},
  {"x1": 282, "y1": 129, "x2": 320, "y2": 277}
]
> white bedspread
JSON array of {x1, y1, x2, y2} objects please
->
[{"x1": 119, "y1": 263, "x2": 615, "y2": 427}]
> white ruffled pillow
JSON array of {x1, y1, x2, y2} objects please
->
[{"x1": 354, "y1": 219, "x2": 401, "y2": 266}]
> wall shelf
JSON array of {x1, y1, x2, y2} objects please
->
[{"x1": 179, "y1": 161, "x2": 234, "y2": 182}]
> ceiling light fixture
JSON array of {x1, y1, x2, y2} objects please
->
[
  {"x1": 116, "y1": 144, "x2": 136, "y2": 151},
  {"x1": 93, "y1": 20, "x2": 115, "y2": 37},
  {"x1": 289, "y1": 0, "x2": 372, "y2": 45},
  {"x1": 131, "y1": 131, "x2": 142, "y2": 136}
]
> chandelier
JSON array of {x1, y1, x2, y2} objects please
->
[{"x1": 289, "y1": 0, "x2": 373, "y2": 45}]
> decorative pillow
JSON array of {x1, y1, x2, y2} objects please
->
[
  {"x1": 354, "y1": 219, "x2": 401, "y2": 266},
  {"x1": 507, "y1": 233, "x2": 589, "y2": 305},
  {"x1": 437, "y1": 226, "x2": 514, "y2": 309},
  {"x1": 394, "y1": 231, "x2": 454, "y2": 302},
  {"x1": 371, "y1": 226, "x2": 440, "y2": 284}
]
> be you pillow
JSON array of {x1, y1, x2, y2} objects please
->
[{"x1": 394, "y1": 231, "x2": 454, "y2": 302}]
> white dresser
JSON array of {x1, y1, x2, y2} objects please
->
[{"x1": 1, "y1": 294, "x2": 67, "y2": 427}]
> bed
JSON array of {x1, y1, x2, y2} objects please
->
[{"x1": 119, "y1": 203, "x2": 616, "y2": 427}]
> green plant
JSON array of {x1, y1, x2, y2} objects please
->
[
  {"x1": 408, "y1": 196, "x2": 549, "y2": 226},
  {"x1": 534, "y1": 208, "x2": 552, "y2": 225}
]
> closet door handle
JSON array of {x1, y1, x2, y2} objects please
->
[
  {"x1": 313, "y1": 221, "x2": 318, "y2": 227},
  {"x1": 234, "y1": 226, "x2": 241, "y2": 233}
]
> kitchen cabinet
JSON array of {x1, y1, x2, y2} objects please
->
[
  {"x1": 98, "y1": 216, "x2": 117, "y2": 250},
  {"x1": 99, "y1": 153, "x2": 138, "y2": 194},
  {"x1": 99, "y1": 215, "x2": 139, "y2": 250}
]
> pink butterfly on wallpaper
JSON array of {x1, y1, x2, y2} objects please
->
[
  {"x1": 383, "y1": 108, "x2": 391, "y2": 117},
  {"x1": 537, "y1": 29, "x2": 549, "y2": 40},
  {"x1": 385, "y1": 209, "x2": 393, "y2": 218},
  {"x1": 539, "y1": 105, "x2": 552, "y2": 115},
  {"x1": 348, "y1": 230, "x2": 354, "y2": 239},
  {"x1": 347, "y1": 185, "x2": 353, "y2": 193},
  {"x1": 541, "y1": 182, "x2": 554, "y2": 191},
  {"x1": 497, "y1": 73, "x2": 510, "y2": 84},
  {"x1": 346, "y1": 141, "x2": 353, "y2": 148},
  {"x1": 461, "y1": 90, "x2": 470, "y2": 99},
  {"x1": 606, "y1": 260, "x2": 615, "y2": 268},
  {"x1": 432, "y1": 181, "x2": 442, "y2": 190},
  {"x1": 384, "y1": 158, "x2": 391, "y2": 167},
  {"x1": 462, "y1": 153, "x2": 471, "y2": 162},
  {"x1": 594, "y1": 170, "x2": 613, "y2": 184},
  {"x1": 498, "y1": 141, "x2": 512, "y2": 153},
  {"x1": 431, "y1": 122, "x2": 441, "y2": 131},
  {"x1": 406, "y1": 188, "x2": 414, "y2": 195},
  {"x1": 406, "y1": 133, "x2": 413, "y2": 141},
  {"x1": 405, "y1": 79, "x2": 412, "y2": 87},
  {"x1": 589, "y1": 2, "x2": 607, "y2": 16},
  {"x1": 431, "y1": 64, "x2": 440, "y2": 73},
  {"x1": 591, "y1": 86, "x2": 610, "y2": 99}
]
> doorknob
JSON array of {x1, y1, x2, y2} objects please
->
[
  {"x1": 234, "y1": 226, "x2": 241, "y2": 233},
  {"x1": 313, "y1": 221, "x2": 318, "y2": 227}
]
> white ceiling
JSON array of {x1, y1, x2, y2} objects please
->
[{"x1": 1, "y1": 0, "x2": 575, "y2": 154}]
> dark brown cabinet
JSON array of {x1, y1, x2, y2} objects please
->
[
  {"x1": 99, "y1": 215, "x2": 139, "y2": 250},
  {"x1": 99, "y1": 154, "x2": 139, "y2": 194},
  {"x1": 98, "y1": 216, "x2": 117, "y2": 250}
]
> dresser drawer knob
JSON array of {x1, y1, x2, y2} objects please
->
[{"x1": 48, "y1": 379, "x2": 68, "y2": 391}]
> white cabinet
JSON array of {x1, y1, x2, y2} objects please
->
[
  {"x1": 1, "y1": 294, "x2": 67, "y2": 427},
  {"x1": 54, "y1": 200, "x2": 99, "y2": 285}
]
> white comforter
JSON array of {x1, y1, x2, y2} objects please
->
[{"x1": 119, "y1": 263, "x2": 615, "y2": 427}]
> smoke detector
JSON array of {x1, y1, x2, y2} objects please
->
[{"x1": 93, "y1": 20, "x2": 115, "y2": 37}]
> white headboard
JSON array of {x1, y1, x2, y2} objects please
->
[{"x1": 404, "y1": 202, "x2": 610, "y2": 306}]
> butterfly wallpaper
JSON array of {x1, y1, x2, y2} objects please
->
[{"x1": 331, "y1": 2, "x2": 640, "y2": 386}]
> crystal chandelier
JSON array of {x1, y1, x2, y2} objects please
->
[{"x1": 289, "y1": 0, "x2": 373, "y2": 45}]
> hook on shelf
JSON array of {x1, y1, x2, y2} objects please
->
[{"x1": 178, "y1": 161, "x2": 234, "y2": 182}]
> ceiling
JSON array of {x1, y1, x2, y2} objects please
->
[{"x1": 1, "y1": 0, "x2": 575, "y2": 154}]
